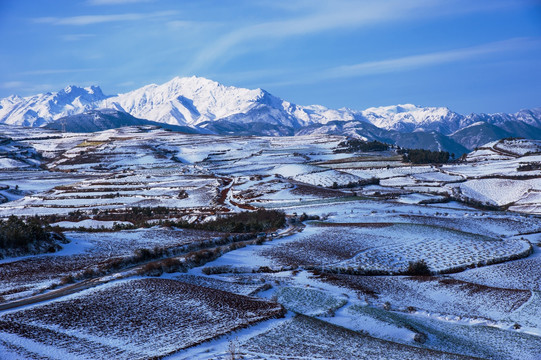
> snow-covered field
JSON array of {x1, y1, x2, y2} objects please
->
[
  {"x1": 0, "y1": 227, "x2": 224, "y2": 301},
  {"x1": 0, "y1": 279, "x2": 283, "y2": 359},
  {"x1": 256, "y1": 223, "x2": 531, "y2": 274},
  {"x1": 0, "y1": 126, "x2": 540, "y2": 359}
]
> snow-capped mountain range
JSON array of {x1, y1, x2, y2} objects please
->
[
  {"x1": 0, "y1": 76, "x2": 363, "y2": 129},
  {"x1": 1, "y1": 76, "x2": 540, "y2": 152}
]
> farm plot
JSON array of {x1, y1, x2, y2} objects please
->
[
  {"x1": 290, "y1": 182, "x2": 350, "y2": 199},
  {"x1": 455, "y1": 178, "x2": 537, "y2": 207},
  {"x1": 259, "y1": 224, "x2": 390, "y2": 267},
  {"x1": 442, "y1": 158, "x2": 540, "y2": 179},
  {"x1": 383, "y1": 309, "x2": 541, "y2": 360},
  {"x1": 341, "y1": 165, "x2": 434, "y2": 179},
  {"x1": 0, "y1": 255, "x2": 97, "y2": 301},
  {"x1": 379, "y1": 176, "x2": 419, "y2": 187},
  {"x1": 348, "y1": 225, "x2": 531, "y2": 274},
  {"x1": 462, "y1": 147, "x2": 514, "y2": 162},
  {"x1": 292, "y1": 169, "x2": 362, "y2": 187},
  {"x1": 0, "y1": 171, "x2": 221, "y2": 216},
  {"x1": 451, "y1": 251, "x2": 541, "y2": 291},
  {"x1": 338, "y1": 304, "x2": 418, "y2": 343},
  {"x1": 0, "y1": 228, "x2": 225, "y2": 301},
  {"x1": 400, "y1": 185, "x2": 452, "y2": 196},
  {"x1": 261, "y1": 223, "x2": 532, "y2": 274},
  {"x1": 395, "y1": 193, "x2": 448, "y2": 205},
  {"x1": 0, "y1": 170, "x2": 90, "y2": 203},
  {"x1": 411, "y1": 171, "x2": 464, "y2": 183},
  {"x1": 494, "y1": 139, "x2": 541, "y2": 156},
  {"x1": 317, "y1": 274, "x2": 531, "y2": 321},
  {"x1": 505, "y1": 290, "x2": 541, "y2": 329},
  {"x1": 231, "y1": 176, "x2": 349, "y2": 206},
  {"x1": 242, "y1": 315, "x2": 473, "y2": 360},
  {"x1": 509, "y1": 192, "x2": 541, "y2": 213},
  {"x1": 397, "y1": 213, "x2": 541, "y2": 239},
  {"x1": 274, "y1": 287, "x2": 347, "y2": 316},
  {"x1": 0, "y1": 279, "x2": 285, "y2": 359},
  {"x1": 66, "y1": 227, "x2": 225, "y2": 258},
  {"x1": 174, "y1": 274, "x2": 271, "y2": 296},
  {"x1": 231, "y1": 177, "x2": 295, "y2": 202}
]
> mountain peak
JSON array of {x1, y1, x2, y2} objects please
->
[
  {"x1": 166, "y1": 75, "x2": 223, "y2": 90},
  {"x1": 58, "y1": 84, "x2": 107, "y2": 100},
  {"x1": 0, "y1": 76, "x2": 540, "y2": 142}
]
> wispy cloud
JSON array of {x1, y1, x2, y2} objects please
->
[
  {"x1": 323, "y1": 37, "x2": 539, "y2": 79},
  {"x1": 186, "y1": 0, "x2": 412, "y2": 72},
  {"x1": 259, "y1": 37, "x2": 540, "y2": 88},
  {"x1": 18, "y1": 68, "x2": 98, "y2": 76},
  {"x1": 166, "y1": 20, "x2": 194, "y2": 30},
  {"x1": 61, "y1": 33, "x2": 95, "y2": 41},
  {"x1": 0, "y1": 81, "x2": 25, "y2": 89},
  {"x1": 185, "y1": 0, "x2": 526, "y2": 73},
  {"x1": 0, "y1": 82, "x2": 56, "y2": 95},
  {"x1": 33, "y1": 10, "x2": 176, "y2": 26}
]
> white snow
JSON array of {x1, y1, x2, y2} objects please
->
[{"x1": 51, "y1": 220, "x2": 133, "y2": 229}]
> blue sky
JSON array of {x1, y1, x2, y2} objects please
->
[{"x1": 0, "y1": 0, "x2": 540, "y2": 114}]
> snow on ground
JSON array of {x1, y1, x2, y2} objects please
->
[
  {"x1": 293, "y1": 169, "x2": 361, "y2": 187},
  {"x1": 411, "y1": 171, "x2": 464, "y2": 183},
  {"x1": 379, "y1": 176, "x2": 418, "y2": 187},
  {"x1": 239, "y1": 315, "x2": 473, "y2": 360},
  {"x1": 268, "y1": 163, "x2": 323, "y2": 177},
  {"x1": 451, "y1": 242, "x2": 541, "y2": 291},
  {"x1": 51, "y1": 219, "x2": 133, "y2": 229},
  {"x1": 0, "y1": 278, "x2": 284, "y2": 359},
  {"x1": 494, "y1": 139, "x2": 541, "y2": 156},
  {"x1": 465, "y1": 148, "x2": 514, "y2": 162},
  {"x1": 1, "y1": 126, "x2": 541, "y2": 359},
  {"x1": 457, "y1": 178, "x2": 537, "y2": 206},
  {"x1": 341, "y1": 165, "x2": 433, "y2": 179},
  {"x1": 260, "y1": 222, "x2": 531, "y2": 274},
  {"x1": 395, "y1": 193, "x2": 446, "y2": 204}
]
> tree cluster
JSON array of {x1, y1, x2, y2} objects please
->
[
  {"x1": 0, "y1": 215, "x2": 50, "y2": 250},
  {"x1": 401, "y1": 149, "x2": 450, "y2": 164},
  {"x1": 336, "y1": 139, "x2": 390, "y2": 153},
  {"x1": 517, "y1": 163, "x2": 541, "y2": 172},
  {"x1": 170, "y1": 209, "x2": 286, "y2": 233}
]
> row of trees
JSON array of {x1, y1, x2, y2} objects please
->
[
  {"x1": 334, "y1": 139, "x2": 453, "y2": 165},
  {"x1": 37, "y1": 207, "x2": 288, "y2": 234},
  {"x1": 169, "y1": 209, "x2": 286, "y2": 233},
  {"x1": 42, "y1": 206, "x2": 174, "y2": 227}
]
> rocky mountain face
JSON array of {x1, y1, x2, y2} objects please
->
[{"x1": 1, "y1": 76, "x2": 539, "y2": 154}]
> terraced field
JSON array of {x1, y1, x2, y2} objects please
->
[
  {"x1": 0, "y1": 127, "x2": 540, "y2": 360},
  {"x1": 260, "y1": 223, "x2": 532, "y2": 274},
  {"x1": 0, "y1": 279, "x2": 284, "y2": 359}
]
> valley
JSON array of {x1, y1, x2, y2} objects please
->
[{"x1": 0, "y1": 124, "x2": 539, "y2": 359}]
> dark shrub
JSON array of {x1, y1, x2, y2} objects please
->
[{"x1": 407, "y1": 259, "x2": 431, "y2": 275}]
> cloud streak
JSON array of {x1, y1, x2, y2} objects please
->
[
  {"x1": 33, "y1": 10, "x2": 176, "y2": 26},
  {"x1": 323, "y1": 37, "x2": 539, "y2": 79},
  {"x1": 18, "y1": 68, "x2": 98, "y2": 76},
  {"x1": 61, "y1": 34, "x2": 95, "y2": 41},
  {"x1": 258, "y1": 37, "x2": 540, "y2": 88},
  {"x1": 185, "y1": 0, "x2": 520, "y2": 73}
]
